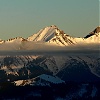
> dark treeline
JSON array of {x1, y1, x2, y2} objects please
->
[{"x1": 0, "y1": 82, "x2": 100, "y2": 100}]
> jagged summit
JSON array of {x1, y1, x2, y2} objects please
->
[
  {"x1": 83, "y1": 26, "x2": 100, "y2": 43},
  {"x1": 50, "y1": 25, "x2": 58, "y2": 28},
  {"x1": 27, "y1": 25, "x2": 75, "y2": 46},
  {"x1": 84, "y1": 27, "x2": 100, "y2": 38},
  {"x1": 93, "y1": 26, "x2": 100, "y2": 33},
  {"x1": 7, "y1": 37, "x2": 27, "y2": 41}
]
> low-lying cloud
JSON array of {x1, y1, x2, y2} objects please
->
[{"x1": 0, "y1": 41, "x2": 99, "y2": 57}]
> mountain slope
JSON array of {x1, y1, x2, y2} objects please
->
[{"x1": 0, "y1": 55, "x2": 100, "y2": 82}]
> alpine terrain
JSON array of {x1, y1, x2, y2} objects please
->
[{"x1": 0, "y1": 25, "x2": 100, "y2": 100}]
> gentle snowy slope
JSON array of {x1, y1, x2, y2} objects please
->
[{"x1": 14, "y1": 74, "x2": 65, "y2": 86}]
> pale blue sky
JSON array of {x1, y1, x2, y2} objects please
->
[{"x1": 0, "y1": 0, "x2": 99, "y2": 40}]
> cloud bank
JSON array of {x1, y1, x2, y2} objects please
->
[{"x1": 0, "y1": 41, "x2": 99, "y2": 57}]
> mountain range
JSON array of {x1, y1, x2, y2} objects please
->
[{"x1": 0, "y1": 25, "x2": 99, "y2": 49}]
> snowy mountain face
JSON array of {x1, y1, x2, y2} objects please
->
[
  {"x1": 27, "y1": 25, "x2": 76, "y2": 46},
  {"x1": 27, "y1": 25, "x2": 57, "y2": 42}
]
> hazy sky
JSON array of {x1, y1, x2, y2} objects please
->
[{"x1": 0, "y1": 0, "x2": 99, "y2": 40}]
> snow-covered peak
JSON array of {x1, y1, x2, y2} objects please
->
[
  {"x1": 27, "y1": 25, "x2": 77, "y2": 46},
  {"x1": 27, "y1": 25, "x2": 61, "y2": 42},
  {"x1": 84, "y1": 27, "x2": 100, "y2": 38},
  {"x1": 83, "y1": 27, "x2": 100, "y2": 43}
]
